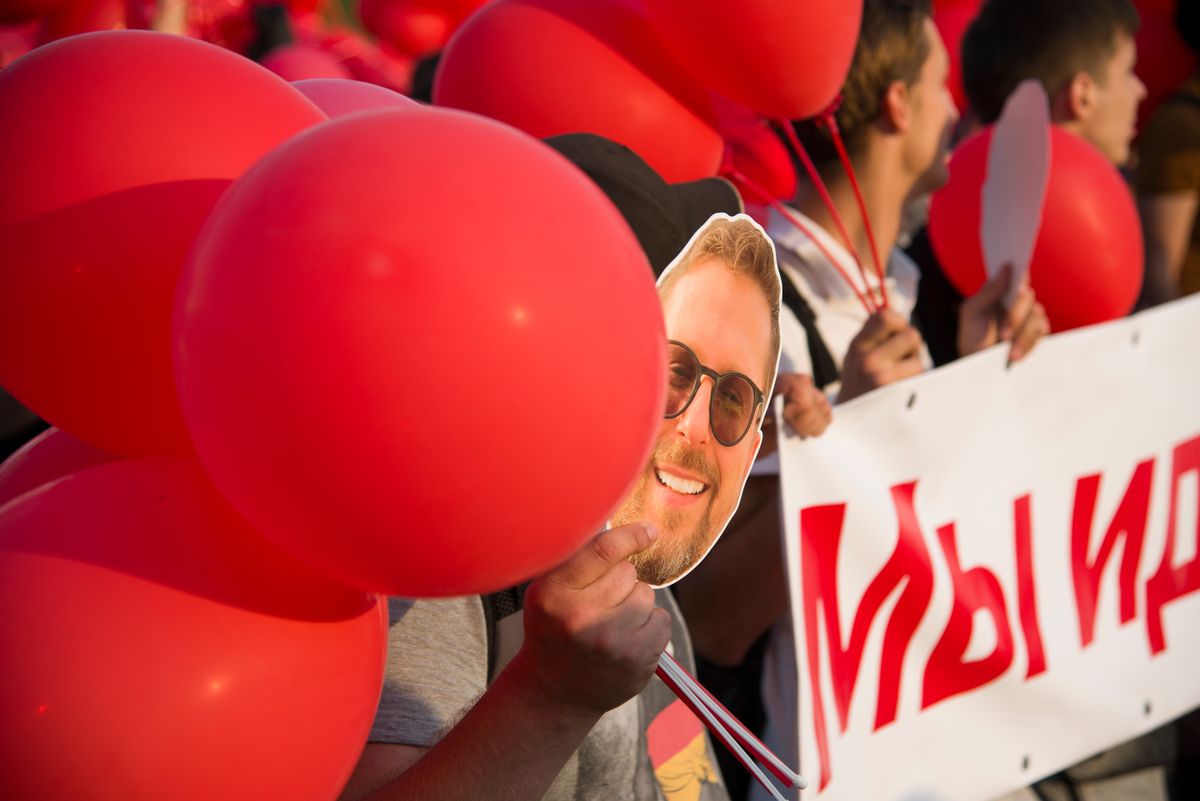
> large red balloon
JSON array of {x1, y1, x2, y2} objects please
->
[
  {"x1": 643, "y1": 0, "x2": 862, "y2": 121},
  {"x1": 0, "y1": 427, "x2": 116, "y2": 507},
  {"x1": 174, "y1": 108, "x2": 666, "y2": 597},
  {"x1": 434, "y1": 0, "x2": 723, "y2": 182},
  {"x1": 0, "y1": 458, "x2": 386, "y2": 801},
  {"x1": 929, "y1": 127, "x2": 1144, "y2": 332},
  {"x1": 293, "y1": 77, "x2": 420, "y2": 117},
  {"x1": 0, "y1": 32, "x2": 325, "y2": 458}
]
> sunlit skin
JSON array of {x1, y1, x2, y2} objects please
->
[
  {"x1": 612, "y1": 258, "x2": 772, "y2": 586},
  {"x1": 907, "y1": 18, "x2": 960, "y2": 198},
  {"x1": 1075, "y1": 32, "x2": 1146, "y2": 166}
]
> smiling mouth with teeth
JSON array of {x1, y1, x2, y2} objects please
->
[{"x1": 656, "y1": 468, "x2": 707, "y2": 496}]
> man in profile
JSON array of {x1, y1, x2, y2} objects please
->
[
  {"x1": 614, "y1": 215, "x2": 781, "y2": 589},
  {"x1": 962, "y1": 0, "x2": 1145, "y2": 167}
]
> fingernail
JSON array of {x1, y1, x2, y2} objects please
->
[{"x1": 645, "y1": 523, "x2": 659, "y2": 541}]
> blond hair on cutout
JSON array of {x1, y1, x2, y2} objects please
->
[{"x1": 658, "y1": 214, "x2": 782, "y2": 404}]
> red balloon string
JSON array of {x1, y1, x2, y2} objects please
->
[
  {"x1": 776, "y1": 118, "x2": 881, "y2": 313},
  {"x1": 722, "y1": 165, "x2": 877, "y2": 315},
  {"x1": 816, "y1": 107, "x2": 889, "y2": 310}
]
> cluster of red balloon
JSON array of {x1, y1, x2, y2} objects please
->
[
  {"x1": 0, "y1": 31, "x2": 325, "y2": 456},
  {"x1": 0, "y1": 0, "x2": 421, "y2": 94},
  {"x1": 0, "y1": 32, "x2": 382, "y2": 800},
  {"x1": 929, "y1": 127, "x2": 1144, "y2": 332},
  {"x1": 0, "y1": 29, "x2": 667, "y2": 798},
  {"x1": 435, "y1": 0, "x2": 862, "y2": 191},
  {"x1": 0, "y1": 458, "x2": 387, "y2": 801},
  {"x1": 435, "y1": 0, "x2": 724, "y2": 182}
]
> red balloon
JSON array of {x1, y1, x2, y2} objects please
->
[
  {"x1": 643, "y1": 0, "x2": 862, "y2": 121},
  {"x1": 174, "y1": 108, "x2": 666, "y2": 597},
  {"x1": 293, "y1": 77, "x2": 420, "y2": 116},
  {"x1": 0, "y1": 32, "x2": 325, "y2": 458},
  {"x1": 1135, "y1": 5, "x2": 1198, "y2": 130},
  {"x1": 0, "y1": 458, "x2": 386, "y2": 801},
  {"x1": 933, "y1": 0, "x2": 981, "y2": 118},
  {"x1": 359, "y1": 0, "x2": 454, "y2": 57},
  {"x1": 0, "y1": 427, "x2": 116, "y2": 507},
  {"x1": 435, "y1": 0, "x2": 723, "y2": 182},
  {"x1": 261, "y1": 43, "x2": 353, "y2": 81},
  {"x1": 722, "y1": 122, "x2": 796, "y2": 205},
  {"x1": 929, "y1": 127, "x2": 1144, "y2": 332},
  {"x1": 708, "y1": 94, "x2": 795, "y2": 206}
]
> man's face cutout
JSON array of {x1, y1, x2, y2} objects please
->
[{"x1": 611, "y1": 214, "x2": 780, "y2": 587}]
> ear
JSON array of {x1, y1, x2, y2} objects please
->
[
  {"x1": 1057, "y1": 71, "x2": 1096, "y2": 124},
  {"x1": 881, "y1": 80, "x2": 913, "y2": 134}
]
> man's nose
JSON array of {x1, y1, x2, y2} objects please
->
[{"x1": 675, "y1": 377, "x2": 713, "y2": 445}]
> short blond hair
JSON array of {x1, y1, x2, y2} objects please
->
[{"x1": 658, "y1": 215, "x2": 782, "y2": 403}]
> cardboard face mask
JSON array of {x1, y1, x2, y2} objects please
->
[{"x1": 610, "y1": 213, "x2": 782, "y2": 588}]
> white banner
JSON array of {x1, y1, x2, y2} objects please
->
[{"x1": 778, "y1": 294, "x2": 1200, "y2": 801}]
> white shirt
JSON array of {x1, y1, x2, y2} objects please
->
[{"x1": 752, "y1": 205, "x2": 928, "y2": 476}]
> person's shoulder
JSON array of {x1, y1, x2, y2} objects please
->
[
  {"x1": 371, "y1": 595, "x2": 491, "y2": 746},
  {"x1": 383, "y1": 595, "x2": 490, "y2": 669},
  {"x1": 386, "y1": 594, "x2": 486, "y2": 626}
]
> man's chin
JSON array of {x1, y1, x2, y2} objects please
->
[
  {"x1": 628, "y1": 520, "x2": 710, "y2": 587},
  {"x1": 629, "y1": 548, "x2": 682, "y2": 587}
]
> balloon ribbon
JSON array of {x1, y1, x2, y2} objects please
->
[{"x1": 656, "y1": 651, "x2": 805, "y2": 801}]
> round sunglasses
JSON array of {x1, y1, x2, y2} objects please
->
[{"x1": 665, "y1": 340, "x2": 765, "y2": 447}]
